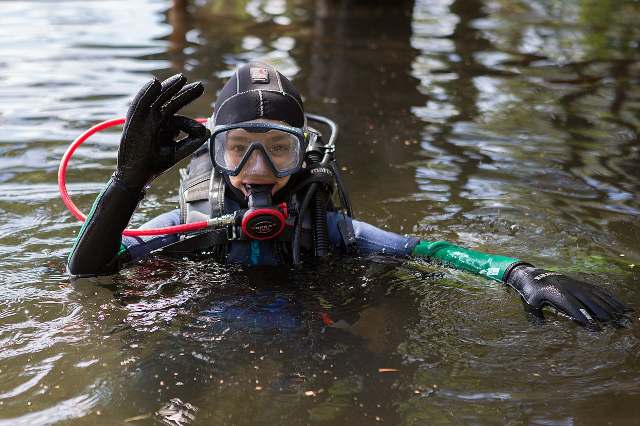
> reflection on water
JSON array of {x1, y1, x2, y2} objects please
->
[{"x1": 0, "y1": 0, "x2": 639, "y2": 424}]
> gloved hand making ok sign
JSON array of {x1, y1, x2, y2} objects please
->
[
  {"x1": 505, "y1": 265, "x2": 631, "y2": 328},
  {"x1": 114, "y1": 74, "x2": 210, "y2": 191},
  {"x1": 68, "y1": 74, "x2": 209, "y2": 276}
]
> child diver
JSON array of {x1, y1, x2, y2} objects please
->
[{"x1": 68, "y1": 63, "x2": 631, "y2": 329}]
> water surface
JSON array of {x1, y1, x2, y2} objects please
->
[{"x1": 1, "y1": 0, "x2": 639, "y2": 424}]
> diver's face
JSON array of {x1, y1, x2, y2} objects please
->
[{"x1": 227, "y1": 119, "x2": 291, "y2": 196}]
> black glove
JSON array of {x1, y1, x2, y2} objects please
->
[
  {"x1": 115, "y1": 74, "x2": 210, "y2": 191},
  {"x1": 505, "y1": 265, "x2": 631, "y2": 328}
]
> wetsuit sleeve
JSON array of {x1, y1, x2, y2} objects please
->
[
  {"x1": 326, "y1": 213, "x2": 523, "y2": 282},
  {"x1": 327, "y1": 213, "x2": 419, "y2": 256},
  {"x1": 67, "y1": 175, "x2": 180, "y2": 276},
  {"x1": 412, "y1": 240, "x2": 524, "y2": 283},
  {"x1": 67, "y1": 176, "x2": 144, "y2": 276}
]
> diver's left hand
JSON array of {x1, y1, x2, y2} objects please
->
[{"x1": 505, "y1": 265, "x2": 631, "y2": 328}]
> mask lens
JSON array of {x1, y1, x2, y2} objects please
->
[{"x1": 214, "y1": 126, "x2": 302, "y2": 176}]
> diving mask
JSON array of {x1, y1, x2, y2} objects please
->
[{"x1": 210, "y1": 121, "x2": 307, "y2": 178}]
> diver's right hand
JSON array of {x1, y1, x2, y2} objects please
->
[{"x1": 115, "y1": 74, "x2": 210, "y2": 191}]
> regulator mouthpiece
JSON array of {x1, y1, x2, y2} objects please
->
[
  {"x1": 241, "y1": 184, "x2": 287, "y2": 240},
  {"x1": 246, "y1": 184, "x2": 274, "y2": 208}
]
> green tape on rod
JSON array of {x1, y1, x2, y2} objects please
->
[{"x1": 412, "y1": 240, "x2": 519, "y2": 282}]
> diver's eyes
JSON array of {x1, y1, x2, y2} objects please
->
[
  {"x1": 227, "y1": 142, "x2": 249, "y2": 155},
  {"x1": 267, "y1": 143, "x2": 291, "y2": 155}
]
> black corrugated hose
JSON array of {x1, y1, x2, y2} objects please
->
[
  {"x1": 308, "y1": 151, "x2": 330, "y2": 257},
  {"x1": 292, "y1": 150, "x2": 331, "y2": 264},
  {"x1": 292, "y1": 113, "x2": 340, "y2": 264}
]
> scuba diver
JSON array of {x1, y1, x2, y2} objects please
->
[{"x1": 67, "y1": 62, "x2": 631, "y2": 329}]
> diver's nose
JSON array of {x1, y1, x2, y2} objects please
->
[{"x1": 244, "y1": 149, "x2": 272, "y2": 175}]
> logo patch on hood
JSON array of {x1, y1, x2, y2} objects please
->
[{"x1": 250, "y1": 67, "x2": 270, "y2": 84}]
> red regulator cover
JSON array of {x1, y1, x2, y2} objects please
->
[{"x1": 241, "y1": 208, "x2": 286, "y2": 240}]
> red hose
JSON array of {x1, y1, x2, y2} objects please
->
[{"x1": 58, "y1": 117, "x2": 210, "y2": 236}]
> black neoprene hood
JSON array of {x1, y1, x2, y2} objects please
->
[{"x1": 213, "y1": 62, "x2": 305, "y2": 128}]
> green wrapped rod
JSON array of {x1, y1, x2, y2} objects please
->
[{"x1": 412, "y1": 240, "x2": 520, "y2": 282}]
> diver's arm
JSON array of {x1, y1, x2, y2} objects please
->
[
  {"x1": 120, "y1": 209, "x2": 182, "y2": 260},
  {"x1": 67, "y1": 176, "x2": 144, "y2": 276},
  {"x1": 412, "y1": 240, "x2": 630, "y2": 327},
  {"x1": 67, "y1": 200, "x2": 183, "y2": 276},
  {"x1": 328, "y1": 215, "x2": 629, "y2": 327},
  {"x1": 67, "y1": 74, "x2": 209, "y2": 276},
  {"x1": 327, "y1": 213, "x2": 419, "y2": 256}
]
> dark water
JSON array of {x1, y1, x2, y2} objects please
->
[{"x1": 1, "y1": 0, "x2": 639, "y2": 424}]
